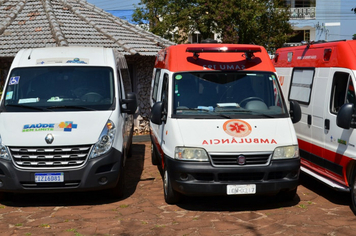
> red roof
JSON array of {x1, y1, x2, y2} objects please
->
[{"x1": 155, "y1": 44, "x2": 275, "y2": 72}]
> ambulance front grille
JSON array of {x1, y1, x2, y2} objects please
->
[
  {"x1": 210, "y1": 153, "x2": 271, "y2": 166},
  {"x1": 9, "y1": 145, "x2": 91, "y2": 169}
]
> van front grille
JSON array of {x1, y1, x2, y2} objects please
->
[
  {"x1": 9, "y1": 145, "x2": 91, "y2": 169},
  {"x1": 210, "y1": 153, "x2": 271, "y2": 166}
]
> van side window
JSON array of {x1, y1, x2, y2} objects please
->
[
  {"x1": 330, "y1": 72, "x2": 355, "y2": 113},
  {"x1": 289, "y1": 68, "x2": 314, "y2": 104},
  {"x1": 116, "y1": 69, "x2": 123, "y2": 100},
  {"x1": 152, "y1": 69, "x2": 161, "y2": 102},
  {"x1": 120, "y1": 66, "x2": 132, "y2": 94},
  {"x1": 161, "y1": 74, "x2": 169, "y2": 120}
]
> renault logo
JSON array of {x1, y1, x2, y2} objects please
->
[
  {"x1": 237, "y1": 155, "x2": 246, "y2": 165},
  {"x1": 45, "y1": 133, "x2": 54, "y2": 144}
]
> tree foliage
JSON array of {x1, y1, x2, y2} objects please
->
[{"x1": 132, "y1": 0, "x2": 294, "y2": 52}]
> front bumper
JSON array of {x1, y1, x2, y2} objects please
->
[
  {"x1": 0, "y1": 148, "x2": 123, "y2": 193},
  {"x1": 165, "y1": 155, "x2": 300, "y2": 196}
]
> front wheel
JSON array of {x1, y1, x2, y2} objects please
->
[
  {"x1": 350, "y1": 171, "x2": 356, "y2": 215},
  {"x1": 163, "y1": 165, "x2": 181, "y2": 204}
]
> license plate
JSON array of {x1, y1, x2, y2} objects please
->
[
  {"x1": 35, "y1": 173, "x2": 64, "y2": 183},
  {"x1": 227, "y1": 184, "x2": 256, "y2": 195}
]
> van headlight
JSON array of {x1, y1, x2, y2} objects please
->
[
  {"x1": 272, "y1": 145, "x2": 299, "y2": 159},
  {"x1": 175, "y1": 147, "x2": 209, "y2": 161},
  {"x1": 0, "y1": 135, "x2": 10, "y2": 160},
  {"x1": 89, "y1": 120, "x2": 116, "y2": 159}
]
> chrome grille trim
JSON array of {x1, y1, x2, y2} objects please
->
[
  {"x1": 209, "y1": 152, "x2": 272, "y2": 167},
  {"x1": 9, "y1": 145, "x2": 91, "y2": 169}
]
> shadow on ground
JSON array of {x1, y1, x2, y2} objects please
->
[
  {"x1": 174, "y1": 173, "x2": 350, "y2": 212},
  {"x1": 299, "y1": 172, "x2": 350, "y2": 206}
]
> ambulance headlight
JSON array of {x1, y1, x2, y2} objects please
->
[
  {"x1": 89, "y1": 120, "x2": 116, "y2": 159},
  {"x1": 272, "y1": 145, "x2": 299, "y2": 159},
  {"x1": 0, "y1": 136, "x2": 10, "y2": 160},
  {"x1": 175, "y1": 147, "x2": 209, "y2": 161}
]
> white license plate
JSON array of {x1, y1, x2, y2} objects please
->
[
  {"x1": 227, "y1": 184, "x2": 256, "y2": 195},
  {"x1": 35, "y1": 173, "x2": 64, "y2": 183}
]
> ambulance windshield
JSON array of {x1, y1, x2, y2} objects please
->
[
  {"x1": 173, "y1": 71, "x2": 288, "y2": 118},
  {"x1": 3, "y1": 66, "x2": 115, "y2": 111}
]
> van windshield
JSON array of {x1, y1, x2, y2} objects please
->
[
  {"x1": 3, "y1": 66, "x2": 115, "y2": 112},
  {"x1": 173, "y1": 71, "x2": 288, "y2": 118}
]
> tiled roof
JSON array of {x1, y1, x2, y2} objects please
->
[{"x1": 0, "y1": 0, "x2": 174, "y2": 57}]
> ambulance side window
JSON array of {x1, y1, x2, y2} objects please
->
[
  {"x1": 152, "y1": 69, "x2": 161, "y2": 102},
  {"x1": 289, "y1": 68, "x2": 314, "y2": 104},
  {"x1": 161, "y1": 74, "x2": 169, "y2": 120},
  {"x1": 330, "y1": 72, "x2": 355, "y2": 113}
]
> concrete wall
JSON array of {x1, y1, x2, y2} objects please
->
[{"x1": 126, "y1": 55, "x2": 155, "y2": 135}]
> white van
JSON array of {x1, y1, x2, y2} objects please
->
[
  {"x1": 150, "y1": 43, "x2": 301, "y2": 204},
  {"x1": 0, "y1": 47, "x2": 137, "y2": 198},
  {"x1": 273, "y1": 39, "x2": 356, "y2": 214}
]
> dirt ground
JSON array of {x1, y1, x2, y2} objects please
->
[{"x1": 0, "y1": 137, "x2": 355, "y2": 236}]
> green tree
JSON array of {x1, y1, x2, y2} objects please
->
[{"x1": 133, "y1": 0, "x2": 293, "y2": 52}]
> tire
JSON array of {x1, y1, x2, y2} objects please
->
[
  {"x1": 163, "y1": 165, "x2": 181, "y2": 204},
  {"x1": 350, "y1": 170, "x2": 356, "y2": 215},
  {"x1": 151, "y1": 142, "x2": 159, "y2": 166},
  {"x1": 111, "y1": 167, "x2": 125, "y2": 199}
]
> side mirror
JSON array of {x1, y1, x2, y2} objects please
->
[
  {"x1": 289, "y1": 100, "x2": 301, "y2": 124},
  {"x1": 121, "y1": 92, "x2": 137, "y2": 114},
  {"x1": 150, "y1": 102, "x2": 163, "y2": 125},
  {"x1": 337, "y1": 103, "x2": 354, "y2": 129}
]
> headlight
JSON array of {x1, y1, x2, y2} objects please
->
[
  {"x1": 175, "y1": 147, "x2": 209, "y2": 161},
  {"x1": 0, "y1": 135, "x2": 10, "y2": 160},
  {"x1": 272, "y1": 145, "x2": 299, "y2": 159},
  {"x1": 89, "y1": 120, "x2": 116, "y2": 159}
]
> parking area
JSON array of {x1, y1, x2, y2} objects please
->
[{"x1": 0, "y1": 137, "x2": 355, "y2": 235}]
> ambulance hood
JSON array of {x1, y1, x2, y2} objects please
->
[
  {"x1": 175, "y1": 118, "x2": 296, "y2": 152},
  {"x1": 0, "y1": 111, "x2": 113, "y2": 146}
]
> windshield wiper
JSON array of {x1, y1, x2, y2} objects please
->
[
  {"x1": 5, "y1": 104, "x2": 50, "y2": 111},
  {"x1": 241, "y1": 110, "x2": 277, "y2": 118},
  {"x1": 47, "y1": 105, "x2": 96, "y2": 111},
  {"x1": 215, "y1": 113, "x2": 231, "y2": 118},
  {"x1": 176, "y1": 107, "x2": 212, "y2": 112}
]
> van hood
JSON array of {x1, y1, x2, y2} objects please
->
[
  {"x1": 0, "y1": 111, "x2": 113, "y2": 146},
  {"x1": 174, "y1": 118, "x2": 295, "y2": 152}
]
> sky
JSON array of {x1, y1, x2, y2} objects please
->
[{"x1": 86, "y1": 0, "x2": 141, "y2": 10}]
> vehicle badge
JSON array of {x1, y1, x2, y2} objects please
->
[
  {"x1": 45, "y1": 133, "x2": 54, "y2": 144},
  {"x1": 237, "y1": 155, "x2": 246, "y2": 165}
]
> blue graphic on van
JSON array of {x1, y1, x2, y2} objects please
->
[
  {"x1": 66, "y1": 58, "x2": 87, "y2": 64},
  {"x1": 22, "y1": 121, "x2": 78, "y2": 132},
  {"x1": 9, "y1": 76, "x2": 20, "y2": 85}
]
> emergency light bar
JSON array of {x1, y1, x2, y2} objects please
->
[{"x1": 186, "y1": 46, "x2": 261, "y2": 60}]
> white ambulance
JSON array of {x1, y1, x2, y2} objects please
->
[
  {"x1": 273, "y1": 40, "x2": 356, "y2": 214},
  {"x1": 0, "y1": 47, "x2": 137, "y2": 198},
  {"x1": 150, "y1": 43, "x2": 302, "y2": 204}
]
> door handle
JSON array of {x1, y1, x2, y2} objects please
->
[
  {"x1": 308, "y1": 115, "x2": 312, "y2": 125},
  {"x1": 325, "y1": 119, "x2": 330, "y2": 130}
]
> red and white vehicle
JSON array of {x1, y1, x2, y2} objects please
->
[
  {"x1": 273, "y1": 40, "x2": 356, "y2": 214},
  {"x1": 150, "y1": 43, "x2": 301, "y2": 204}
]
